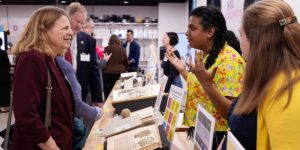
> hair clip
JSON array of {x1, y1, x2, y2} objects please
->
[{"x1": 279, "y1": 16, "x2": 297, "y2": 26}]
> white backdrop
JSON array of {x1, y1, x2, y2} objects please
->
[{"x1": 221, "y1": 0, "x2": 245, "y2": 36}]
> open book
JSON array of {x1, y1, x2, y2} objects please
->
[
  {"x1": 107, "y1": 125, "x2": 162, "y2": 150},
  {"x1": 112, "y1": 84, "x2": 161, "y2": 102},
  {"x1": 103, "y1": 115, "x2": 143, "y2": 138},
  {"x1": 130, "y1": 106, "x2": 157, "y2": 124}
]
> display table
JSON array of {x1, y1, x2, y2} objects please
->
[{"x1": 83, "y1": 81, "x2": 193, "y2": 150}]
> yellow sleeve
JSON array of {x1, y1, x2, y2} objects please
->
[
  {"x1": 213, "y1": 56, "x2": 245, "y2": 97},
  {"x1": 257, "y1": 75, "x2": 300, "y2": 150}
]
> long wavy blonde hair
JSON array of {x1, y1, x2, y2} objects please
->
[
  {"x1": 12, "y1": 6, "x2": 69, "y2": 58},
  {"x1": 234, "y1": 0, "x2": 300, "y2": 115}
]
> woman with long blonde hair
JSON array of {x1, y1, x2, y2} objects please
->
[{"x1": 12, "y1": 6, "x2": 74, "y2": 150}]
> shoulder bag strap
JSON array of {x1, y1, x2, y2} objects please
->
[
  {"x1": 45, "y1": 68, "x2": 52, "y2": 129},
  {"x1": 4, "y1": 68, "x2": 52, "y2": 150}
]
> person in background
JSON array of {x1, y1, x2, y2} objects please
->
[
  {"x1": 83, "y1": 18, "x2": 95, "y2": 37},
  {"x1": 0, "y1": 37, "x2": 11, "y2": 113},
  {"x1": 161, "y1": 32, "x2": 182, "y2": 92},
  {"x1": 56, "y1": 56, "x2": 103, "y2": 121},
  {"x1": 122, "y1": 29, "x2": 140, "y2": 72},
  {"x1": 66, "y1": 2, "x2": 103, "y2": 107},
  {"x1": 83, "y1": 17, "x2": 111, "y2": 101},
  {"x1": 103, "y1": 34, "x2": 128, "y2": 99},
  {"x1": 66, "y1": 2, "x2": 103, "y2": 149},
  {"x1": 56, "y1": 56, "x2": 104, "y2": 150},
  {"x1": 165, "y1": 6, "x2": 245, "y2": 149},
  {"x1": 12, "y1": 6, "x2": 74, "y2": 150}
]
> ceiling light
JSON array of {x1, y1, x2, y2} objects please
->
[
  {"x1": 61, "y1": 0, "x2": 66, "y2": 4},
  {"x1": 123, "y1": 1, "x2": 129, "y2": 4}
]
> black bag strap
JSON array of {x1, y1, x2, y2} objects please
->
[{"x1": 4, "y1": 68, "x2": 52, "y2": 150}]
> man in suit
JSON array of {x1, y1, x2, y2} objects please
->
[
  {"x1": 66, "y1": 2, "x2": 102, "y2": 149},
  {"x1": 66, "y1": 2, "x2": 102, "y2": 106},
  {"x1": 122, "y1": 29, "x2": 140, "y2": 72}
]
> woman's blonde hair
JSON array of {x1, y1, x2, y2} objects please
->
[
  {"x1": 12, "y1": 6, "x2": 69, "y2": 58},
  {"x1": 234, "y1": 0, "x2": 300, "y2": 115}
]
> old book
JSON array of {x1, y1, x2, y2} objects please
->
[
  {"x1": 107, "y1": 125, "x2": 162, "y2": 150},
  {"x1": 103, "y1": 115, "x2": 143, "y2": 138},
  {"x1": 130, "y1": 106, "x2": 155, "y2": 124},
  {"x1": 112, "y1": 84, "x2": 161, "y2": 102}
]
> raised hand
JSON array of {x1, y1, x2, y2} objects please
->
[
  {"x1": 188, "y1": 50, "x2": 217, "y2": 86},
  {"x1": 103, "y1": 53, "x2": 112, "y2": 62},
  {"x1": 165, "y1": 50, "x2": 187, "y2": 73}
]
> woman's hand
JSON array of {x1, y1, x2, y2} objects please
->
[
  {"x1": 165, "y1": 50, "x2": 186, "y2": 73},
  {"x1": 38, "y1": 137, "x2": 60, "y2": 150},
  {"x1": 103, "y1": 53, "x2": 112, "y2": 62},
  {"x1": 187, "y1": 50, "x2": 217, "y2": 87}
]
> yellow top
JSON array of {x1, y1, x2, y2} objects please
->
[
  {"x1": 257, "y1": 72, "x2": 300, "y2": 150},
  {"x1": 183, "y1": 44, "x2": 245, "y2": 131}
]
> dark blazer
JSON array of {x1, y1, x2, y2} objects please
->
[
  {"x1": 161, "y1": 50, "x2": 181, "y2": 92},
  {"x1": 76, "y1": 32, "x2": 102, "y2": 103},
  {"x1": 122, "y1": 40, "x2": 140, "y2": 69},
  {"x1": 12, "y1": 50, "x2": 74, "y2": 150},
  {"x1": 0, "y1": 50, "x2": 11, "y2": 107},
  {"x1": 103, "y1": 45, "x2": 128, "y2": 74}
]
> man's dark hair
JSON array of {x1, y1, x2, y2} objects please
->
[{"x1": 127, "y1": 29, "x2": 134, "y2": 35}]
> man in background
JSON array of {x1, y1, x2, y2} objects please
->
[
  {"x1": 66, "y1": 2, "x2": 102, "y2": 149},
  {"x1": 83, "y1": 17, "x2": 111, "y2": 101},
  {"x1": 66, "y1": 3, "x2": 102, "y2": 107},
  {"x1": 122, "y1": 29, "x2": 140, "y2": 72}
]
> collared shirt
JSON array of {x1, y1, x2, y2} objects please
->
[
  {"x1": 70, "y1": 35, "x2": 77, "y2": 71},
  {"x1": 126, "y1": 41, "x2": 131, "y2": 57}
]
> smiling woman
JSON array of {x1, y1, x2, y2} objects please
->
[
  {"x1": 11, "y1": 6, "x2": 75, "y2": 150},
  {"x1": 13, "y1": 6, "x2": 72, "y2": 58},
  {"x1": 47, "y1": 15, "x2": 73, "y2": 54}
]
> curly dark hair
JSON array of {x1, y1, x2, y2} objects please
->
[{"x1": 190, "y1": 6, "x2": 242, "y2": 69}]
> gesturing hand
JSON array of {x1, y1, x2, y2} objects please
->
[
  {"x1": 103, "y1": 53, "x2": 112, "y2": 62},
  {"x1": 165, "y1": 50, "x2": 187, "y2": 73},
  {"x1": 187, "y1": 50, "x2": 217, "y2": 86}
]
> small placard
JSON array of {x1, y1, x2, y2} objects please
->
[
  {"x1": 227, "y1": 131, "x2": 245, "y2": 150},
  {"x1": 124, "y1": 78, "x2": 133, "y2": 89},
  {"x1": 163, "y1": 85, "x2": 184, "y2": 142},
  {"x1": 193, "y1": 104, "x2": 215, "y2": 150},
  {"x1": 80, "y1": 53, "x2": 90, "y2": 62},
  {"x1": 154, "y1": 75, "x2": 168, "y2": 110}
]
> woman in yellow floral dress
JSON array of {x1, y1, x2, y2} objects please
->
[{"x1": 165, "y1": 6, "x2": 245, "y2": 149}]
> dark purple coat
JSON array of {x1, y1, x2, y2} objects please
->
[{"x1": 12, "y1": 50, "x2": 74, "y2": 150}]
